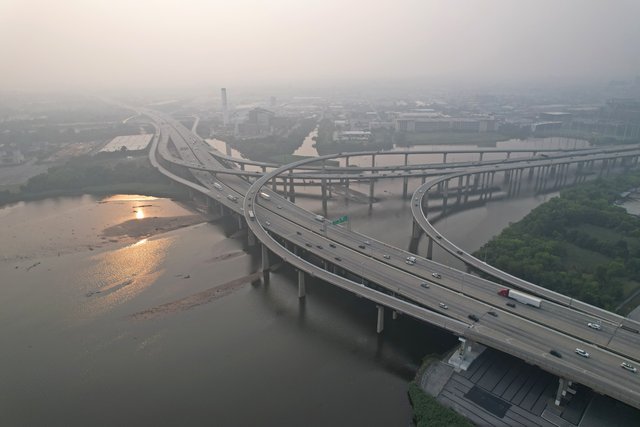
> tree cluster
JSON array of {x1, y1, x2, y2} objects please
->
[{"x1": 475, "y1": 172, "x2": 640, "y2": 311}]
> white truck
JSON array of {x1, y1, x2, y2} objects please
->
[{"x1": 498, "y1": 288, "x2": 542, "y2": 308}]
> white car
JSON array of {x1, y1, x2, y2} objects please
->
[
  {"x1": 575, "y1": 348, "x2": 590, "y2": 358},
  {"x1": 587, "y1": 322, "x2": 601, "y2": 330},
  {"x1": 432, "y1": 273, "x2": 442, "y2": 279},
  {"x1": 439, "y1": 302, "x2": 448, "y2": 310},
  {"x1": 621, "y1": 362, "x2": 637, "y2": 373}
]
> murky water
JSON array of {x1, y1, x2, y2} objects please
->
[
  {"x1": 0, "y1": 137, "x2": 588, "y2": 426},
  {"x1": 293, "y1": 128, "x2": 319, "y2": 157}
]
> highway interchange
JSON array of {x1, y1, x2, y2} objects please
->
[{"x1": 143, "y1": 108, "x2": 640, "y2": 409}]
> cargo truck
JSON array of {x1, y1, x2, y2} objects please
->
[{"x1": 498, "y1": 288, "x2": 542, "y2": 308}]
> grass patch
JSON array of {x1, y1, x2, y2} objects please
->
[
  {"x1": 559, "y1": 241, "x2": 610, "y2": 272},
  {"x1": 408, "y1": 382, "x2": 472, "y2": 427}
]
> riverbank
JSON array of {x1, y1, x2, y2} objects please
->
[{"x1": 408, "y1": 353, "x2": 473, "y2": 427}]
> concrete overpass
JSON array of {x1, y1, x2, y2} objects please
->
[{"x1": 143, "y1": 109, "x2": 640, "y2": 410}]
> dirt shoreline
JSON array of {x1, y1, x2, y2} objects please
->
[{"x1": 101, "y1": 214, "x2": 205, "y2": 239}]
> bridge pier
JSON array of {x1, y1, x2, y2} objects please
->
[
  {"x1": 321, "y1": 178, "x2": 328, "y2": 217},
  {"x1": 464, "y1": 175, "x2": 471, "y2": 203},
  {"x1": 426, "y1": 236, "x2": 434, "y2": 260},
  {"x1": 402, "y1": 176, "x2": 409, "y2": 199},
  {"x1": 411, "y1": 219, "x2": 423, "y2": 239},
  {"x1": 450, "y1": 337, "x2": 485, "y2": 370},
  {"x1": 442, "y1": 180, "x2": 449, "y2": 212},
  {"x1": 554, "y1": 377, "x2": 576, "y2": 406},
  {"x1": 237, "y1": 215, "x2": 244, "y2": 230},
  {"x1": 456, "y1": 176, "x2": 463, "y2": 204},
  {"x1": 261, "y1": 244, "x2": 270, "y2": 284},
  {"x1": 443, "y1": 152, "x2": 448, "y2": 163},
  {"x1": 247, "y1": 229, "x2": 256, "y2": 247},
  {"x1": 376, "y1": 305, "x2": 385, "y2": 333},
  {"x1": 297, "y1": 270, "x2": 306, "y2": 298},
  {"x1": 369, "y1": 178, "x2": 375, "y2": 208},
  {"x1": 479, "y1": 152, "x2": 484, "y2": 162},
  {"x1": 289, "y1": 174, "x2": 296, "y2": 202}
]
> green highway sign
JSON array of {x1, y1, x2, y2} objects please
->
[{"x1": 332, "y1": 215, "x2": 348, "y2": 225}]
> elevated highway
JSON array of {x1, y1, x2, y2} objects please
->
[{"x1": 144, "y1": 108, "x2": 640, "y2": 409}]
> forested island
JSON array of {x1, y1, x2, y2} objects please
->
[
  {"x1": 0, "y1": 154, "x2": 185, "y2": 206},
  {"x1": 474, "y1": 171, "x2": 640, "y2": 313}
]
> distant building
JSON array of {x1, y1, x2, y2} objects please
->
[
  {"x1": 531, "y1": 122, "x2": 563, "y2": 133},
  {"x1": 0, "y1": 148, "x2": 25, "y2": 165},
  {"x1": 236, "y1": 108, "x2": 275, "y2": 138},
  {"x1": 540, "y1": 112, "x2": 572, "y2": 124},
  {"x1": 334, "y1": 130, "x2": 371, "y2": 142},
  {"x1": 221, "y1": 88, "x2": 229, "y2": 126},
  {"x1": 395, "y1": 113, "x2": 496, "y2": 133},
  {"x1": 99, "y1": 134, "x2": 153, "y2": 152}
]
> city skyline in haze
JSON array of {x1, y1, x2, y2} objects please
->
[{"x1": 1, "y1": 0, "x2": 639, "y2": 92}]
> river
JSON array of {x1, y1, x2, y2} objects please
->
[{"x1": 0, "y1": 138, "x2": 583, "y2": 426}]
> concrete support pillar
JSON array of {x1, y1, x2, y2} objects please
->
[
  {"x1": 555, "y1": 377, "x2": 567, "y2": 406},
  {"x1": 411, "y1": 220, "x2": 422, "y2": 239},
  {"x1": 321, "y1": 178, "x2": 328, "y2": 217},
  {"x1": 506, "y1": 151, "x2": 511, "y2": 159},
  {"x1": 479, "y1": 152, "x2": 484, "y2": 162},
  {"x1": 426, "y1": 236, "x2": 434, "y2": 260},
  {"x1": 392, "y1": 310, "x2": 398, "y2": 320},
  {"x1": 247, "y1": 229, "x2": 256, "y2": 247},
  {"x1": 442, "y1": 180, "x2": 449, "y2": 211},
  {"x1": 376, "y1": 305, "x2": 385, "y2": 334},
  {"x1": 272, "y1": 177, "x2": 277, "y2": 191},
  {"x1": 464, "y1": 175, "x2": 471, "y2": 203},
  {"x1": 457, "y1": 176, "x2": 463, "y2": 204},
  {"x1": 297, "y1": 270, "x2": 306, "y2": 298},
  {"x1": 369, "y1": 179, "x2": 375, "y2": 208},
  {"x1": 261, "y1": 244, "x2": 270, "y2": 283},
  {"x1": 261, "y1": 166, "x2": 267, "y2": 173},
  {"x1": 237, "y1": 215, "x2": 244, "y2": 230},
  {"x1": 443, "y1": 152, "x2": 448, "y2": 163},
  {"x1": 219, "y1": 203, "x2": 225, "y2": 217},
  {"x1": 402, "y1": 176, "x2": 409, "y2": 199},
  {"x1": 289, "y1": 174, "x2": 296, "y2": 202}
]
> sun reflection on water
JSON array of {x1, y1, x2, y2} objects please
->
[
  {"x1": 79, "y1": 235, "x2": 173, "y2": 317},
  {"x1": 135, "y1": 209, "x2": 144, "y2": 219}
]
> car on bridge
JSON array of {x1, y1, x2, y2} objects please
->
[
  {"x1": 420, "y1": 282, "x2": 430, "y2": 289},
  {"x1": 587, "y1": 322, "x2": 601, "y2": 330},
  {"x1": 621, "y1": 362, "x2": 637, "y2": 373},
  {"x1": 227, "y1": 194, "x2": 238, "y2": 202},
  {"x1": 439, "y1": 303, "x2": 448, "y2": 310},
  {"x1": 406, "y1": 256, "x2": 417, "y2": 265},
  {"x1": 432, "y1": 273, "x2": 442, "y2": 279},
  {"x1": 575, "y1": 348, "x2": 590, "y2": 358}
]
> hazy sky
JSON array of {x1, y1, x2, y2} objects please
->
[{"x1": 1, "y1": 0, "x2": 639, "y2": 91}]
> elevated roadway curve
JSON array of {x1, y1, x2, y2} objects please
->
[{"x1": 142, "y1": 109, "x2": 640, "y2": 409}]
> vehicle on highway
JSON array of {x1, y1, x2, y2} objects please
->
[
  {"x1": 259, "y1": 192, "x2": 271, "y2": 200},
  {"x1": 358, "y1": 244, "x2": 366, "y2": 249},
  {"x1": 316, "y1": 245, "x2": 322, "y2": 249},
  {"x1": 383, "y1": 254, "x2": 391, "y2": 260},
  {"x1": 550, "y1": 350, "x2": 562, "y2": 358},
  {"x1": 436, "y1": 235, "x2": 442, "y2": 239},
  {"x1": 439, "y1": 303, "x2": 448, "y2": 309},
  {"x1": 315, "y1": 215, "x2": 325, "y2": 222},
  {"x1": 364, "y1": 240, "x2": 371, "y2": 245},
  {"x1": 575, "y1": 348, "x2": 590, "y2": 358},
  {"x1": 587, "y1": 322, "x2": 601, "y2": 330},
  {"x1": 265, "y1": 221, "x2": 271, "y2": 227},
  {"x1": 498, "y1": 288, "x2": 542, "y2": 308},
  {"x1": 506, "y1": 302, "x2": 516, "y2": 308},
  {"x1": 305, "y1": 243, "x2": 312, "y2": 248},
  {"x1": 277, "y1": 205, "x2": 282, "y2": 209},
  {"x1": 334, "y1": 257, "x2": 342, "y2": 262},
  {"x1": 621, "y1": 362, "x2": 637, "y2": 373},
  {"x1": 468, "y1": 314, "x2": 479, "y2": 322},
  {"x1": 406, "y1": 256, "x2": 417, "y2": 265},
  {"x1": 420, "y1": 282, "x2": 430, "y2": 289},
  {"x1": 296, "y1": 231, "x2": 302, "y2": 235},
  {"x1": 456, "y1": 250, "x2": 463, "y2": 255},
  {"x1": 487, "y1": 311, "x2": 498, "y2": 317},
  {"x1": 329, "y1": 243, "x2": 336, "y2": 248},
  {"x1": 248, "y1": 211, "x2": 255, "y2": 220},
  {"x1": 213, "y1": 182, "x2": 223, "y2": 191},
  {"x1": 432, "y1": 272, "x2": 442, "y2": 279},
  {"x1": 227, "y1": 194, "x2": 238, "y2": 202}
]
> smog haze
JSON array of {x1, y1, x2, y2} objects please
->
[{"x1": 1, "y1": 0, "x2": 639, "y2": 91}]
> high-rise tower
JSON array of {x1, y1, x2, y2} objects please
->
[{"x1": 221, "y1": 88, "x2": 229, "y2": 126}]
